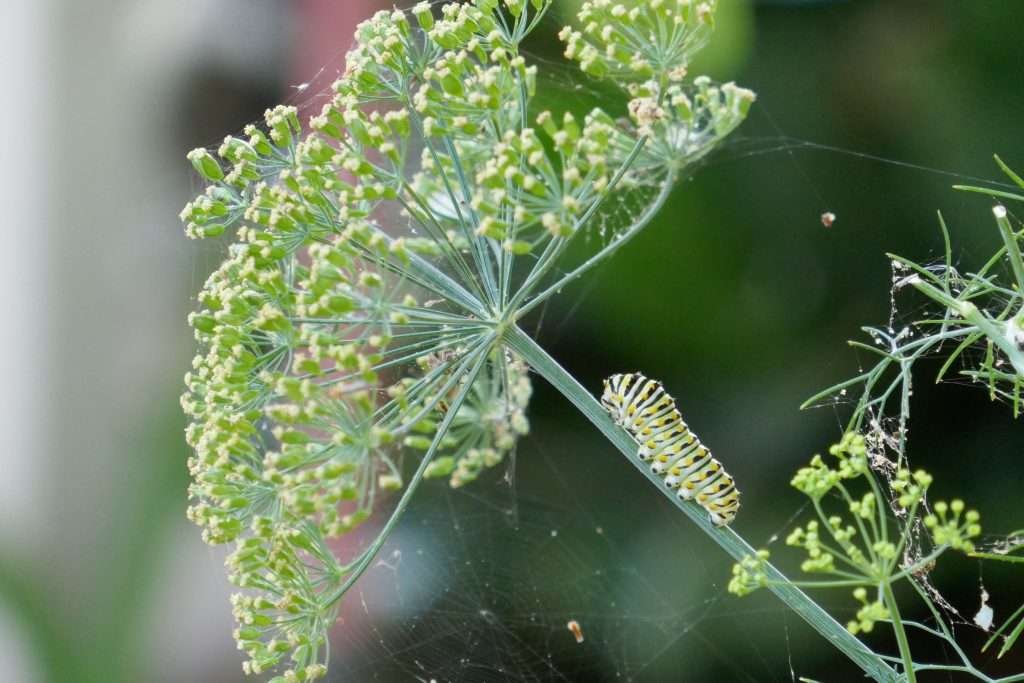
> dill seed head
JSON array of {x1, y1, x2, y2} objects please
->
[{"x1": 180, "y1": 0, "x2": 752, "y2": 677}]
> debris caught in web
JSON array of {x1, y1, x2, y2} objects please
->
[{"x1": 974, "y1": 588, "x2": 994, "y2": 631}]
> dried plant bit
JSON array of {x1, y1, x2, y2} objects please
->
[
  {"x1": 974, "y1": 588, "x2": 994, "y2": 631},
  {"x1": 567, "y1": 619, "x2": 585, "y2": 644},
  {"x1": 601, "y1": 372, "x2": 740, "y2": 526}
]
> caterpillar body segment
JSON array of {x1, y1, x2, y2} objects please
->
[{"x1": 601, "y1": 373, "x2": 740, "y2": 527}]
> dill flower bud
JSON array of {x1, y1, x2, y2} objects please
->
[
  {"x1": 890, "y1": 468, "x2": 931, "y2": 509},
  {"x1": 563, "y1": 0, "x2": 718, "y2": 82},
  {"x1": 847, "y1": 588, "x2": 889, "y2": 635},
  {"x1": 187, "y1": 148, "x2": 224, "y2": 182},
  {"x1": 925, "y1": 499, "x2": 981, "y2": 553},
  {"x1": 791, "y1": 454, "x2": 841, "y2": 500},
  {"x1": 728, "y1": 549, "x2": 770, "y2": 596}
]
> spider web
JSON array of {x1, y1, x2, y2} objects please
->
[
  {"x1": 184, "y1": 104, "x2": 1021, "y2": 683},
  {"x1": 319, "y1": 428, "x2": 823, "y2": 683},
  {"x1": 795, "y1": 240, "x2": 1024, "y2": 665}
]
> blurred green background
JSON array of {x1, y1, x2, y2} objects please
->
[{"x1": 2, "y1": 0, "x2": 1022, "y2": 680}]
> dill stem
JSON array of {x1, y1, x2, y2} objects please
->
[
  {"x1": 883, "y1": 581, "x2": 917, "y2": 683},
  {"x1": 504, "y1": 324, "x2": 896, "y2": 682}
]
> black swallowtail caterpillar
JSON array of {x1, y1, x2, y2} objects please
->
[{"x1": 601, "y1": 373, "x2": 740, "y2": 526}]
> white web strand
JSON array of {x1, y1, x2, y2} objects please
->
[{"x1": 317, "y1": 430, "x2": 847, "y2": 682}]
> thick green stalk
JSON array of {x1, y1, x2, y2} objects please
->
[
  {"x1": 883, "y1": 582, "x2": 917, "y2": 683},
  {"x1": 504, "y1": 324, "x2": 897, "y2": 682}
]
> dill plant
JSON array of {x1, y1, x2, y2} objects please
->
[
  {"x1": 178, "y1": 1, "x2": 1021, "y2": 681},
  {"x1": 181, "y1": 1, "x2": 755, "y2": 679}
]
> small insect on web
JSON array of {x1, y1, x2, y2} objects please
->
[{"x1": 601, "y1": 373, "x2": 740, "y2": 526}]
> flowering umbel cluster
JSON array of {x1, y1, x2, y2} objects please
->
[
  {"x1": 729, "y1": 432, "x2": 980, "y2": 636},
  {"x1": 560, "y1": 0, "x2": 716, "y2": 80},
  {"x1": 181, "y1": 1, "x2": 752, "y2": 679}
]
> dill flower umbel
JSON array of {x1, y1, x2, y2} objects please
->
[{"x1": 181, "y1": 1, "x2": 752, "y2": 678}]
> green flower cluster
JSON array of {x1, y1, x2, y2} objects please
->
[
  {"x1": 848, "y1": 587, "x2": 889, "y2": 635},
  {"x1": 471, "y1": 113, "x2": 614, "y2": 243},
  {"x1": 730, "y1": 432, "x2": 981, "y2": 641},
  {"x1": 560, "y1": 2, "x2": 753, "y2": 181},
  {"x1": 790, "y1": 431, "x2": 869, "y2": 500},
  {"x1": 181, "y1": 0, "x2": 752, "y2": 678},
  {"x1": 925, "y1": 499, "x2": 981, "y2": 553},
  {"x1": 422, "y1": 352, "x2": 532, "y2": 487},
  {"x1": 786, "y1": 521, "x2": 839, "y2": 574},
  {"x1": 227, "y1": 522, "x2": 340, "y2": 681},
  {"x1": 560, "y1": 0, "x2": 716, "y2": 81},
  {"x1": 625, "y1": 77, "x2": 754, "y2": 173},
  {"x1": 890, "y1": 468, "x2": 932, "y2": 510},
  {"x1": 728, "y1": 549, "x2": 770, "y2": 597}
]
